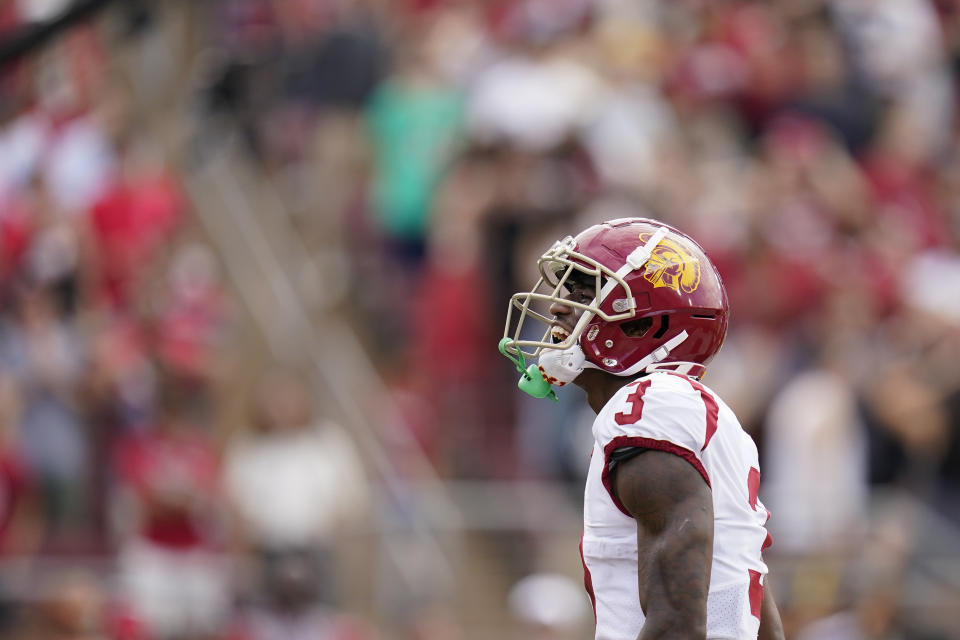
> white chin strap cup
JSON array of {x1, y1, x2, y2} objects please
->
[{"x1": 537, "y1": 343, "x2": 589, "y2": 386}]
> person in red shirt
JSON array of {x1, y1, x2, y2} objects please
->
[{"x1": 112, "y1": 376, "x2": 227, "y2": 640}]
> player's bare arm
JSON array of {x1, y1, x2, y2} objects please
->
[
  {"x1": 758, "y1": 577, "x2": 785, "y2": 640},
  {"x1": 613, "y1": 449, "x2": 713, "y2": 640}
]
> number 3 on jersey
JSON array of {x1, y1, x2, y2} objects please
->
[{"x1": 614, "y1": 380, "x2": 652, "y2": 425}]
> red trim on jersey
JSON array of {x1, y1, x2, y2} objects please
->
[
  {"x1": 664, "y1": 372, "x2": 719, "y2": 451},
  {"x1": 748, "y1": 569, "x2": 764, "y2": 620},
  {"x1": 762, "y1": 532, "x2": 773, "y2": 551},
  {"x1": 579, "y1": 532, "x2": 597, "y2": 621},
  {"x1": 747, "y1": 467, "x2": 761, "y2": 511},
  {"x1": 601, "y1": 436, "x2": 711, "y2": 517}
]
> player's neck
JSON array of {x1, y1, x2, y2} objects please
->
[{"x1": 575, "y1": 370, "x2": 644, "y2": 414}]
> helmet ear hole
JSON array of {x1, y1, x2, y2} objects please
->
[{"x1": 621, "y1": 316, "x2": 654, "y2": 338}]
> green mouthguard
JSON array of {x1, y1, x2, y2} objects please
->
[{"x1": 498, "y1": 337, "x2": 558, "y2": 402}]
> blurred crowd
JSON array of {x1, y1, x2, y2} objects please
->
[
  {"x1": 2, "y1": 0, "x2": 960, "y2": 638},
  {"x1": 0, "y1": 2, "x2": 372, "y2": 639}
]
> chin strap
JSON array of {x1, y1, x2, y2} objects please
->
[
  {"x1": 645, "y1": 361, "x2": 707, "y2": 379},
  {"x1": 535, "y1": 328, "x2": 690, "y2": 388},
  {"x1": 617, "y1": 330, "x2": 690, "y2": 377}
]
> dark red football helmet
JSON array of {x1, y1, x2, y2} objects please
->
[{"x1": 502, "y1": 217, "x2": 729, "y2": 385}]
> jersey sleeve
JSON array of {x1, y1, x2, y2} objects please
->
[{"x1": 597, "y1": 374, "x2": 716, "y2": 516}]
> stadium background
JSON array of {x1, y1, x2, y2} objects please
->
[{"x1": 0, "y1": 0, "x2": 959, "y2": 638}]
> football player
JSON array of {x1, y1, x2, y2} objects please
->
[{"x1": 500, "y1": 218, "x2": 784, "y2": 640}]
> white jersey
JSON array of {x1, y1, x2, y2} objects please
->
[{"x1": 581, "y1": 371, "x2": 771, "y2": 640}]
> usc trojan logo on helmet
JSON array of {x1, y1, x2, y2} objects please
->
[{"x1": 637, "y1": 232, "x2": 701, "y2": 294}]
